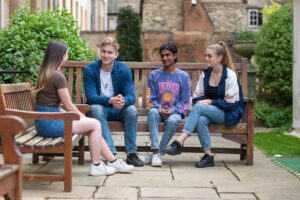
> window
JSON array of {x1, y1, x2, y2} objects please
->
[
  {"x1": 108, "y1": 16, "x2": 117, "y2": 30},
  {"x1": 248, "y1": 9, "x2": 262, "y2": 28}
]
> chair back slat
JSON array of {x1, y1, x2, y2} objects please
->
[{"x1": 0, "y1": 83, "x2": 35, "y2": 128}]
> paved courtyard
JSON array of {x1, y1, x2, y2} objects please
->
[{"x1": 1, "y1": 131, "x2": 300, "y2": 200}]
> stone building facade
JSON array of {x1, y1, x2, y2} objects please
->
[{"x1": 81, "y1": 0, "x2": 290, "y2": 62}]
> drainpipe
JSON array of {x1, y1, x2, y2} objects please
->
[
  {"x1": 1, "y1": 0, "x2": 5, "y2": 28},
  {"x1": 140, "y1": 0, "x2": 143, "y2": 20}
]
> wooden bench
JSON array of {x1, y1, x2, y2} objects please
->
[
  {"x1": 0, "y1": 82, "x2": 89, "y2": 192},
  {"x1": 61, "y1": 58, "x2": 254, "y2": 165},
  {"x1": 0, "y1": 115, "x2": 25, "y2": 200}
]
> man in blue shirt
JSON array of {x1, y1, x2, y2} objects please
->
[
  {"x1": 83, "y1": 37, "x2": 144, "y2": 167},
  {"x1": 140, "y1": 43, "x2": 191, "y2": 167}
]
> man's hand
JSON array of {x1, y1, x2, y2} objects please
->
[
  {"x1": 197, "y1": 99, "x2": 212, "y2": 106},
  {"x1": 159, "y1": 106, "x2": 172, "y2": 118},
  {"x1": 109, "y1": 94, "x2": 125, "y2": 109}
]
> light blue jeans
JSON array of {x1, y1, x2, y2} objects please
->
[
  {"x1": 182, "y1": 104, "x2": 225, "y2": 150},
  {"x1": 35, "y1": 104, "x2": 65, "y2": 138},
  {"x1": 89, "y1": 104, "x2": 138, "y2": 154},
  {"x1": 147, "y1": 108, "x2": 182, "y2": 155}
]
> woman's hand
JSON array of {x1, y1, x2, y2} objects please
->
[{"x1": 197, "y1": 99, "x2": 212, "y2": 106}]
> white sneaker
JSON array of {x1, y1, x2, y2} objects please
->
[
  {"x1": 151, "y1": 153, "x2": 162, "y2": 167},
  {"x1": 89, "y1": 161, "x2": 116, "y2": 176},
  {"x1": 107, "y1": 159, "x2": 134, "y2": 173},
  {"x1": 139, "y1": 154, "x2": 152, "y2": 165}
]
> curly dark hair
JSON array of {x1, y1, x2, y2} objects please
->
[{"x1": 159, "y1": 43, "x2": 178, "y2": 63}]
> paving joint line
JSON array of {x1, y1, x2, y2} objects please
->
[
  {"x1": 137, "y1": 187, "x2": 142, "y2": 200},
  {"x1": 91, "y1": 186, "x2": 99, "y2": 199},
  {"x1": 102, "y1": 175, "x2": 109, "y2": 186},
  {"x1": 223, "y1": 161, "x2": 241, "y2": 181},
  {"x1": 253, "y1": 192, "x2": 261, "y2": 200},
  {"x1": 210, "y1": 181, "x2": 221, "y2": 198},
  {"x1": 169, "y1": 165, "x2": 175, "y2": 180}
]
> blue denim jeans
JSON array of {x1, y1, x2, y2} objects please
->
[
  {"x1": 147, "y1": 108, "x2": 182, "y2": 155},
  {"x1": 35, "y1": 104, "x2": 65, "y2": 138},
  {"x1": 182, "y1": 104, "x2": 225, "y2": 150},
  {"x1": 89, "y1": 104, "x2": 138, "y2": 154}
]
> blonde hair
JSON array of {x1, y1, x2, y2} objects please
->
[
  {"x1": 207, "y1": 41, "x2": 236, "y2": 74},
  {"x1": 101, "y1": 37, "x2": 119, "y2": 51},
  {"x1": 33, "y1": 40, "x2": 68, "y2": 100}
]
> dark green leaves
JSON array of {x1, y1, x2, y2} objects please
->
[
  {"x1": 116, "y1": 6, "x2": 143, "y2": 62},
  {"x1": 0, "y1": 2, "x2": 96, "y2": 83},
  {"x1": 255, "y1": 5, "x2": 292, "y2": 105}
]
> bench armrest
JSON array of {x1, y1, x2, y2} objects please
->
[
  {"x1": 243, "y1": 97, "x2": 255, "y2": 103},
  {"x1": 5, "y1": 109, "x2": 80, "y2": 120}
]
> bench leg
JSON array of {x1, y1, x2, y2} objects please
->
[
  {"x1": 240, "y1": 144, "x2": 246, "y2": 161},
  {"x1": 32, "y1": 153, "x2": 39, "y2": 164},
  {"x1": 246, "y1": 142, "x2": 254, "y2": 165},
  {"x1": 78, "y1": 137, "x2": 85, "y2": 165}
]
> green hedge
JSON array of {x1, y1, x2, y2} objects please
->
[
  {"x1": 254, "y1": 100, "x2": 292, "y2": 128},
  {"x1": 255, "y1": 4, "x2": 292, "y2": 105},
  {"x1": 0, "y1": 2, "x2": 96, "y2": 84},
  {"x1": 116, "y1": 6, "x2": 143, "y2": 61}
]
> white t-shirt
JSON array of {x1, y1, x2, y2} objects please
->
[{"x1": 100, "y1": 69, "x2": 114, "y2": 97}]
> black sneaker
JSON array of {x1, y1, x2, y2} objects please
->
[
  {"x1": 126, "y1": 153, "x2": 144, "y2": 167},
  {"x1": 163, "y1": 140, "x2": 183, "y2": 155},
  {"x1": 195, "y1": 154, "x2": 214, "y2": 168}
]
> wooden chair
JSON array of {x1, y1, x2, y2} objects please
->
[
  {"x1": 0, "y1": 115, "x2": 26, "y2": 200},
  {"x1": 0, "y1": 82, "x2": 88, "y2": 192}
]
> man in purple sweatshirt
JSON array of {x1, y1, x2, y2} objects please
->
[{"x1": 141, "y1": 43, "x2": 191, "y2": 167}]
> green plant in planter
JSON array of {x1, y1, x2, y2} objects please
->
[
  {"x1": 233, "y1": 30, "x2": 256, "y2": 59},
  {"x1": 234, "y1": 30, "x2": 256, "y2": 42}
]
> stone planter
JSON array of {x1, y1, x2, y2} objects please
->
[
  {"x1": 247, "y1": 64, "x2": 257, "y2": 99},
  {"x1": 233, "y1": 40, "x2": 256, "y2": 59}
]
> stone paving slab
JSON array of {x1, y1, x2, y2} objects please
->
[
  {"x1": 23, "y1": 182, "x2": 96, "y2": 199},
  {"x1": 95, "y1": 186, "x2": 138, "y2": 199},
  {"x1": 2, "y1": 134, "x2": 300, "y2": 199},
  {"x1": 140, "y1": 187, "x2": 219, "y2": 199},
  {"x1": 171, "y1": 166, "x2": 239, "y2": 187},
  {"x1": 256, "y1": 193, "x2": 300, "y2": 200},
  {"x1": 105, "y1": 169, "x2": 174, "y2": 187},
  {"x1": 219, "y1": 193, "x2": 257, "y2": 200}
]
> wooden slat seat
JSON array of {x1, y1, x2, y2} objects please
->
[
  {"x1": 0, "y1": 83, "x2": 86, "y2": 192},
  {"x1": 61, "y1": 59, "x2": 254, "y2": 165},
  {"x1": 0, "y1": 115, "x2": 25, "y2": 200}
]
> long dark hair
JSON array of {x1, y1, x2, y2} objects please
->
[
  {"x1": 33, "y1": 40, "x2": 68, "y2": 100},
  {"x1": 159, "y1": 43, "x2": 178, "y2": 63}
]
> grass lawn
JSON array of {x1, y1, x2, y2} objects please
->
[{"x1": 254, "y1": 128, "x2": 300, "y2": 156}]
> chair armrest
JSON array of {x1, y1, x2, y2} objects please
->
[
  {"x1": 5, "y1": 109, "x2": 80, "y2": 120},
  {"x1": 5, "y1": 109, "x2": 80, "y2": 142}
]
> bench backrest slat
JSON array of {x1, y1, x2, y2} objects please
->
[{"x1": 61, "y1": 59, "x2": 248, "y2": 107}]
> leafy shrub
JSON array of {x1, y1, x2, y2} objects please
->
[
  {"x1": 261, "y1": 1, "x2": 281, "y2": 23},
  {"x1": 255, "y1": 4, "x2": 292, "y2": 105},
  {"x1": 0, "y1": 2, "x2": 96, "y2": 84},
  {"x1": 254, "y1": 100, "x2": 292, "y2": 128},
  {"x1": 234, "y1": 30, "x2": 256, "y2": 41},
  {"x1": 116, "y1": 6, "x2": 143, "y2": 61}
]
